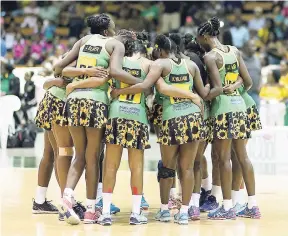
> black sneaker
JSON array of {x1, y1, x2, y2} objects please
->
[
  {"x1": 200, "y1": 188, "x2": 211, "y2": 207},
  {"x1": 73, "y1": 202, "x2": 86, "y2": 221},
  {"x1": 32, "y1": 199, "x2": 58, "y2": 214}
]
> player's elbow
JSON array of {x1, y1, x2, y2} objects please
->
[{"x1": 109, "y1": 68, "x2": 121, "y2": 79}]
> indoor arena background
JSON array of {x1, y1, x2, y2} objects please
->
[{"x1": 1, "y1": 1, "x2": 288, "y2": 236}]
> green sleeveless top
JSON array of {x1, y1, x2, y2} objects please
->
[
  {"x1": 68, "y1": 34, "x2": 112, "y2": 105},
  {"x1": 161, "y1": 59, "x2": 201, "y2": 121},
  {"x1": 48, "y1": 86, "x2": 66, "y2": 101},
  {"x1": 239, "y1": 86, "x2": 255, "y2": 109},
  {"x1": 210, "y1": 46, "x2": 246, "y2": 117},
  {"x1": 109, "y1": 57, "x2": 148, "y2": 124}
]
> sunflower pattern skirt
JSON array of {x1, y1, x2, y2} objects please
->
[
  {"x1": 105, "y1": 118, "x2": 150, "y2": 150},
  {"x1": 212, "y1": 111, "x2": 250, "y2": 140},
  {"x1": 64, "y1": 98, "x2": 108, "y2": 128},
  {"x1": 203, "y1": 118, "x2": 213, "y2": 143},
  {"x1": 246, "y1": 105, "x2": 262, "y2": 131},
  {"x1": 148, "y1": 101, "x2": 163, "y2": 126},
  {"x1": 35, "y1": 92, "x2": 66, "y2": 130},
  {"x1": 158, "y1": 113, "x2": 205, "y2": 146}
]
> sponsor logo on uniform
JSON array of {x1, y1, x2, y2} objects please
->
[
  {"x1": 123, "y1": 67, "x2": 141, "y2": 77},
  {"x1": 83, "y1": 45, "x2": 102, "y2": 54},
  {"x1": 169, "y1": 74, "x2": 189, "y2": 83}
]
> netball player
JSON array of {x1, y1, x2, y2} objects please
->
[
  {"x1": 54, "y1": 14, "x2": 151, "y2": 225},
  {"x1": 197, "y1": 17, "x2": 260, "y2": 219},
  {"x1": 111, "y1": 34, "x2": 209, "y2": 225}
]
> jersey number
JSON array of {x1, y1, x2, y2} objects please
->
[
  {"x1": 76, "y1": 56, "x2": 97, "y2": 80},
  {"x1": 119, "y1": 82, "x2": 141, "y2": 104},
  {"x1": 170, "y1": 84, "x2": 191, "y2": 104}
]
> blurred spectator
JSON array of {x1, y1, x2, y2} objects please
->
[
  {"x1": 30, "y1": 35, "x2": 45, "y2": 65},
  {"x1": 248, "y1": 7, "x2": 265, "y2": 31},
  {"x1": 39, "y1": 1, "x2": 60, "y2": 22},
  {"x1": 129, "y1": 8, "x2": 146, "y2": 31},
  {"x1": 1, "y1": 62, "x2": 20, "y2": 97},
  {"x1": 43, "y1": 20, "x2": 56, "y2": 41},
  {"x1": 21, "y1": 1, "x2": 39, "y2": 31},
  {"x1": 278, "y1": 60, "x2": 288, "y2": 86},
  {"x1": 4, "y1": 23, "x2": 16, "y2": 52},
  {"x1": 272, "y1": 5, "x2": 285, "y2": 39},
  {"x1": 242, "y1": 41, "x2": 262, "y2": 108},
  {"x1": 161, "y1": 2, "x2": 181, "y2": 33},
  {"x1": 266, "y1": 32, "x2": 284, "y2": 65},
  {"x1": 1, "y1": 39, "x2": 6, "y2": 57},
  {"x1": 230, "y1": 19, "x2": 250, "y2": 48},
  {"x1": 21, "y1": 71, "x2": 37, "y2": 123},
  {"x1": 13, "y1": 35, "x2": 26, "y2": 62},
  {"x1": 141, "y1": 2, "x2": 161, "y2": 32},
  {"x1": 258, "y1": 18, "x2": 276, "y2": 44},
  {"x1": 69, "y1": 6, "x2": 84, "y2": 38},
  {"x1": 85, "y1": 2, "x2": 100, "y2": 16},
  {"x1": 179, "y1": 16, "x2": 197, "y2": 36}
]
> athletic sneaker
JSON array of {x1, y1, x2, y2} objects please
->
[
  {"x1": 73, "y1": 202, "x2": 86, "y2": 220},
  {"x1": 62, "y1": 196, "x2": 81, "y2": 225},
  {"x1": 232, "y1": 203, "x2": 247, "y2": 216},
  {"x1": 129, "y1": 212, "x2": 148, "y2": 225},
  {"x1": 237, "y1": 204, "x2": 261, "y2": 219},
  {"x1": 188, "y1": 206, "x2": 200, "y2": 221},
  {"x1": 98, "y1": 213, "x2": 112, "y2": 226},
  {"x1": 207, "y1": 206, "x2": 236, "y2": 220},
  {"x1": 58, "y1": 212, "x2": 65, "y2": 221},
  {"x1": 168, "y1": 197, "x2": 178, "y2": 210},
  {"x1": 95, "y1": 198, "x2": 120, "y2": 214},
  {"x1": 32, "y1": 199, "x2": 58, "y2": 214},
  {"x1": 155, "y1": 209, "x2": 171, "y2": 222},
  {"x1": 200, "y1": 188, "x2": 211, "y2": 207},
  {"x1": 200, "y1": 195, "x2": 219, "y2": 212},
  {"x1": 84, "y1": 211, "x2": 100, "y2": 224},
  {"x1": 174, "y1": 212, "x2": 189, "y2": 225},
  {"x1": 141, "y1": 195, "x2": 149, "y2": 210}
]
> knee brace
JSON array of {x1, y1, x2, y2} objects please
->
[
  {"x1": 157, "y1": 166, "x2": 176, "y2": 182},
  {"x1": 58, "y1": 147, "x2": 74, "y2": 156}
]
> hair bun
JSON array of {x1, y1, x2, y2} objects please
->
[
  {"x1": 169, "y1": 33, "x2": 181, "y2": 47},
  {"x1": 86, "y1": 16, "x2": 93, "y2": 28},
  {"x1": 210, "y1": 17, "x2": 220, "y2": 32}
]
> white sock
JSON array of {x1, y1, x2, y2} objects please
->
[
  {"x1": 177, "y1": 179, "x2": 182, "y2": 196},
  {"x1": 161, "y1": 204, "x2": 168, "y2": 211},
  {"x1": 223, "y1": 199, "x2": 233, "y2": 211},
  {"x1": 170, "y1": 188, "x2": 177, "y2": 198},
  {"x1": 132, "y1": 195, "x2": 142, "y2": 215},
  {"x1": 102, "y1": 193, "x2": 112, "y2": 214},
  {"x1": 59, "y1": 198, "x2": 63, "y2": 206},
  {"x1": 201, "y1": 177, "x2": 212, "y2": 191},
  {"x1": 180, "y1": 205, "x2": 189, "y2": 214},
  {"x1": 96, "y1": 183, "x2": 103, "y2": 203},
  {"x1": 232, "y1": 190, "x2": 240, "y2": 206},
  {"x1": 86, "y1": 199, "x2": 96, "y2": 213},
  {"x1": 248, "y1": 196, "x2": 257, "y2": 209},
  {"x1": 211, "y1": 185, "x2": 221, "y2": 199},
  {"x1": 189, "y1": 196, "x2": 194, "y2": 207},
  {"x1": 192, "y1": 193, "x2": 200, "y2": 208},
  {"x1": 35, "y1": 186, "x2": 47, "y2": 204},
  {"x1": 239, "y1": 189, "x2": 247, "y2": 204}
]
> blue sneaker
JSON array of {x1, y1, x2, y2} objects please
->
[
  {"x1": 95, "y1": 199, "x2": 120, "y2": 215},
  {"x1": 200, "y1": 195, "x2": 219, "y2": 212},
  {"x1": 207, "y1": 206, "x2": 236, "y2": 220},
  {"x1": 174, "y1": 212, "x2": 189, "y2": 225},
  {"x1": 141, "y1": 195, "x2": 149, "y2": 210},
  {"x1": 129, "y1": 212, "x2": 148, "y2": 225},
  {"x1": 155, "y1": 209, "x2": 171, "y2": 222},
  {"x1": 58, "y1": 212, "x2": 65, "y2": 221},
  {"x1": 188, "y1": 206, "x2": 200, "y2": 221},
  {"x1": 200, "y1": 188, "x2": 211, "y2": 207},
  {"x1": 232, "y1": 203, "x2": 247, "y2": 216},
  {"x1": 237, "y1": 204, "x2": 261, "y2": 219}
]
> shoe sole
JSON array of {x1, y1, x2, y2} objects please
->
[
  {"x1": 32, "y1": 210, "x2": 58, "y2": 214},
  {"x1": 60, "y1": 204, "x2": 81, "y2": 225},
  {"x1": 155, "y1": 217, "x2": 170, "y2": 222},
  {"x1": 141, "y1": 206, "x2": 149, "y2": 210},
  {"x1": 189, "y1": 216, "x2": 200, "y2": 221},
  {"x1": 238, "y1": 215, "x2": 261, "y2": 219},
  {"x1": 99, "y1": 222, "x2": 112, "y2": 226},
  {"x1": 129, "y1": 221, "x2": 147, "y2": 225},
  {"x1": 208, "y1": 217, "x2": 236, "y2": 220},
  {"x1": 174, "y1": 221, "x2": 188, "y2": 225},
  {"x1": 111, "y1": 210, "x2": 120, "y2": 215},
  {"x1": 83, "y1": 220, "x2": 96, "y2": 224}
]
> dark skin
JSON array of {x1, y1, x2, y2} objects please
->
[
  {"x1": 197, "y1": 35, "x2": 255, "y2": 201},
  {"x1": 112, "y1": 47, "x2": 209, "y2": 206}
]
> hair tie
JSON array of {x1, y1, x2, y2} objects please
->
[
  {"x1": 155, "y1": 44, "x2": 158, "y2": 48},
  {"x1": 208, "y1": 20, "x2": 212, "y2": 27}
]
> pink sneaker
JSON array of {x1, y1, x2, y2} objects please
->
[
  {"x1": 62, "y1": 196, "x2": 80, "y2": 225},
  {"x1": 84, "y1": 211, "x2": 101, "y2": 224},
  {"x1": 188, "y1": 206, "x2": 200, "y2": 221},
  {"x1": 168, "y1": 197, "x2": 178, "y2": 210}
]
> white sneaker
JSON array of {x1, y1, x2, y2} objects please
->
[{"x1": 129, "y1": 212, "x2": 148, "y2": 225}]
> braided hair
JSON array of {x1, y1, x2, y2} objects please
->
[
  {"x1": 183, "y1": 33, "x2": 205, "y2": 58},
  {"x1": 154, "y1": 34, "x2": 176, "y2": 54},
  {"x1": 169, "y1": 33, "x2": 182, "y2": 56},
  {"x1": 197, "y1": 17, "x2": 220, "y2": 36},
  {"x1": 86, "y1": 13, "x2": 111, "y2": 34}
]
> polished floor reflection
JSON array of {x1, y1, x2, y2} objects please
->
[{"x1": 1, "y1": 167, "x2": 288, "y2": 236}]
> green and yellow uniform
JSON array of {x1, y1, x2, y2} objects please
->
[
  {"x1": 157, "y1": 59, "x2": 205, "y2": 146},
  {"x1": 105, "y1": 57, "x2": 149, "y2": 150},
  {"x1": 35, "y1": 79, "x2": 67, "y2": 130},
  {"x1": 65, "y1": 34, "x2": 111, "y2": 128},
  {"x1": 210, "y1": 46, "x2": 249, "y2": 139}
]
